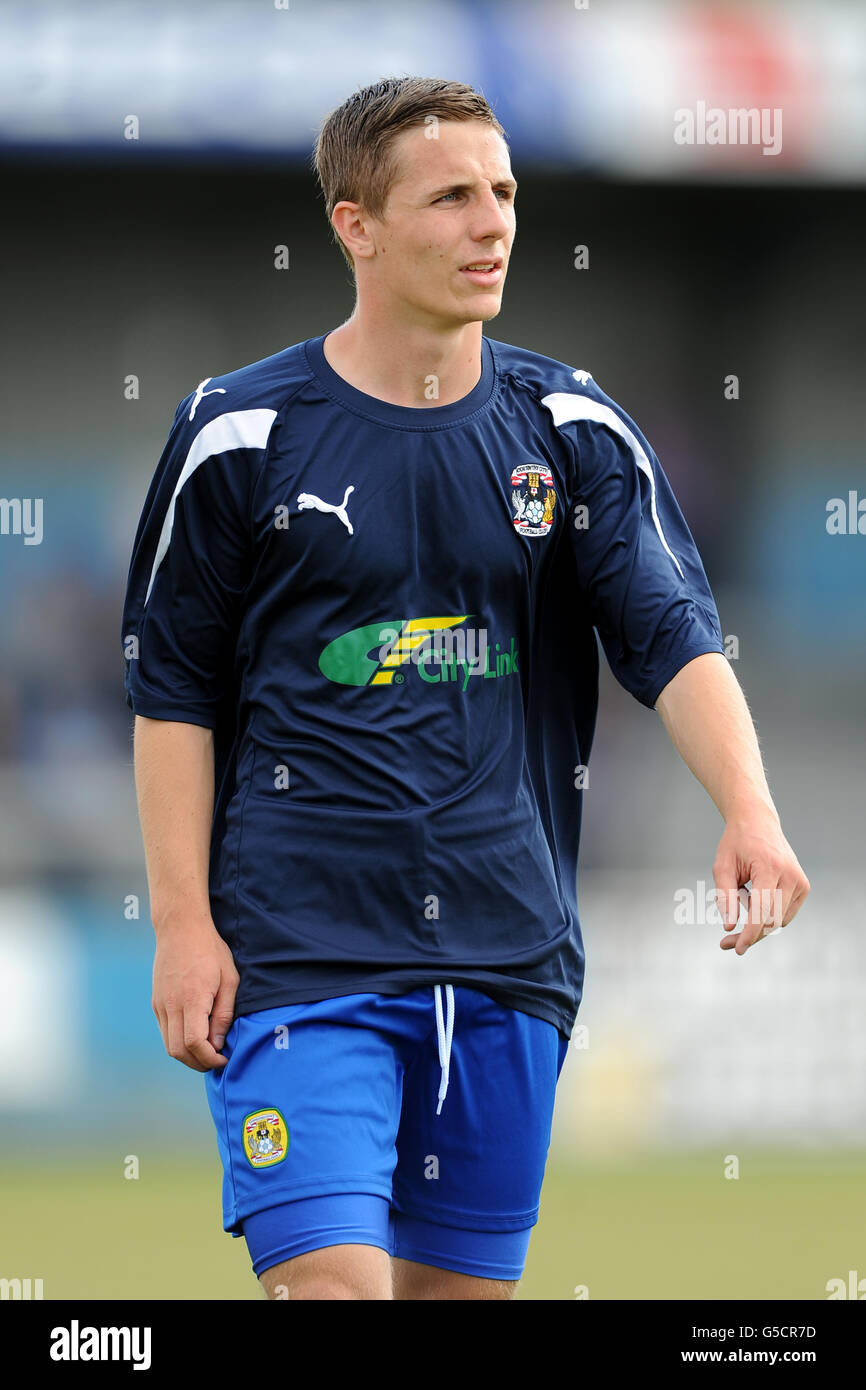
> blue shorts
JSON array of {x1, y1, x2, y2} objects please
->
[{"x1": 205, "y1": 986, "x2": 569, "y2": 1282}]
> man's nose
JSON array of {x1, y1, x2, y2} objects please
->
[{"x1": 473, "y1": 190, "x2": 511, "y2": 237}]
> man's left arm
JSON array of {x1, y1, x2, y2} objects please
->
[{"x1": 655, "y1": 651, "x2": 810, "y2": 953}]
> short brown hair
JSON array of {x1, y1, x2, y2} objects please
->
[{"x1": 312, "y1": 76, "x2": 507, "y2": 275}]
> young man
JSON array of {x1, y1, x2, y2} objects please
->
[{"x1": 122, "y1": 77, "x2": 809, "y2": 1301}]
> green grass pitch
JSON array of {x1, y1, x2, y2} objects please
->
[{"x1": 2, "y1": 1151, "x2": 862, "y2": 1299}]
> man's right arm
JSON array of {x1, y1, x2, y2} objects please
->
[
  {"x1": 134, "y1": 715, "x2": 239, "y2": 1072},
  {"x1": 123, "y1": 388, "x2": 268, "y2": 1069}
]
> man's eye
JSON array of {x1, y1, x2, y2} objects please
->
[{"x1": 436, "y1": 189, "x2": 513, "y2": 203}]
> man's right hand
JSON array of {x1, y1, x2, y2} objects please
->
[{"x1": 152, "y1": 915, "x2": 240, "y2": 1072}]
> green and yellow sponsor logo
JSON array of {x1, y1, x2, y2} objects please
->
[{"x1": 318, "y1": 615, "x2": 519, "y2": 690}]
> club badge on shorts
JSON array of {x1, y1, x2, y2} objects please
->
[
  {"x1": 243, "y1": 1108, "x2": 289, "y2": 1168},
  {"x1": 511, "y1": 463, "x2": 556, "y2": 537}
]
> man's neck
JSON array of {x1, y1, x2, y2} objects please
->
[{"x1": 322, "y1": 309, "x2": 484, "y2": 408}]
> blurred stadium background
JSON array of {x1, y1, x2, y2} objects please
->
[{"x1": 1, "y1": 0, "x2": 864, "y2": 1299}]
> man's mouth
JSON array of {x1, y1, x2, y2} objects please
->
[{"x1": 459, "y1": 259, "x2": 503, "y2": 285}]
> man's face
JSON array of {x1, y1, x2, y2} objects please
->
[{"x1": 362, "y1": 119, "x2": 516, "y2": 329}]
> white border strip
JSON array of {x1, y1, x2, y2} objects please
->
[
  {"x1": 541, "y1": 390, "x2": 685, "y2": 580},
  {"x1": 144, "y1": 408, "x2": 277, "y2": 604}
]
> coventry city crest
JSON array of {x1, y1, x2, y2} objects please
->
[
  {"x1": 511, "y1": 463, "x2": 556, "y2": 537},
  {"x1": 243, "y1": 1108, "x2": 289, "y2": 1169}
]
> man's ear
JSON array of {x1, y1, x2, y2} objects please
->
[{"x1": 332, "y1": 201, "x2": 378, "y2": 264}]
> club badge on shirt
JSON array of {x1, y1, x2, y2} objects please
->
[
  {"x1": 243, "y1": 1108, "x2": 289, "y2": 1168},
  {"x1": 511, "y1": 464, "x2": 556, "y2": 537}
]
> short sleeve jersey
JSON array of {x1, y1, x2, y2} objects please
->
[{"x1": 121, "y1": 333, "x2": 725, "y2": 1039}]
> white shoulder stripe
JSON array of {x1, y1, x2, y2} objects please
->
[
  {"x1": 541, "y1": 390, "x2": 685, "y2": 580},
  {"x1": 144, "y1": 408, "x2": 277, "y2": 605}
]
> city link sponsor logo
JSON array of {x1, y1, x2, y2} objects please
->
[{"x1": 319, "y1": 615, "x2": 519, "y2": 690}]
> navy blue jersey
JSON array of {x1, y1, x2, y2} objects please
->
[{"x1": 121, "y1": 333, "x2": 725, "y2": 1039}]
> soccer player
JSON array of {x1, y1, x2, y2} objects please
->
[{"x1": 122, "y1": 76, "x2": 809, "y2": 1300}]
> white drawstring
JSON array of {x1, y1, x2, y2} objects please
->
[{"x1": 434, "y1": 984, "x2": 455, "y2": 1115}]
